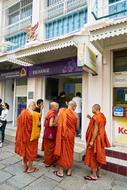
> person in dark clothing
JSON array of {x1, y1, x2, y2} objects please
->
[
  {"x1": 34, "y1": 99, "x2": 43, "y2": 128},
  {"x1": 0, "y1": 99, "x2": 3, "y2": 116},
  {"x1": 34, "y1": 99, "x2": 44, "y2": 113},
  {"x1": 56, "y1": 92, "x2": 68, "y2": 109}
]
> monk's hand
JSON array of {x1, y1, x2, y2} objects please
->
[
  {"x1": 87, "y1": 114, "x2": 91, "y2": 120},
  {"x1": 88, "y1": 141, "x2": 93, "y2": 148}
]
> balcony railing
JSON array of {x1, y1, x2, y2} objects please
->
[
  {"x1": 92, "y1": 0, "x2": 127, "y2": 20},
  {"x1": 3, "y1": 16, "x2": 32, "y2": 37},
  {"x1": 44, "y1": 0, "x2": 87, "y2": 20}
]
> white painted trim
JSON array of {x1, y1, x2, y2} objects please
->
[{"x1": 106, "y1": 156, "x2": 127, "y2": 167}]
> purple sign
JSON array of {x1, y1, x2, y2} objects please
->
[
  {"x1": 0, "y1": 57, "x2": 82, "y2": 80},
  {"x1": 0, "y1": 67, "x2": 28, "y2": 80},
  {"x1": 28, "y1": 57, "x2": 82, "y2": 77}
]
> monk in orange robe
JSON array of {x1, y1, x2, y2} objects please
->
[
  {"x1": 15, "y1": 101, "x2": 43, "y2": 173},
  {"x1": 84, "y1": 104, "x2": 110, "y2": 180},
  {"x1": 42, "y1": 102, "x2": 59, "y2": 167},
  {"x1": 54, "y1": 100, "x2": 78, "y2": 177}
]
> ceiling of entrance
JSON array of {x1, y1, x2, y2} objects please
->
[{"x1": 19, "y1": 46, "x2": 77, "y2": 65}]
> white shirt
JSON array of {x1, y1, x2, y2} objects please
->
[
  {"x1": 0, "y1": 109, "x2": 8, "y2": 121},
  {"x1": 72, "y1": 96, "x2": 82, "y2": 113}
]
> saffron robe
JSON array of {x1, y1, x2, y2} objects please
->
[
  {"x1": 42, "y1": 110, "x2": 58, "y2": 165},
  {"x1": 54, "y1": 108, "x2": 77, "y2": 168},
  {"x1": 15, "y1": 109, "x2": 40, "y2": 161},
  {"x1": 84, "y1": 112, "x2": 110, "y2": 169}
]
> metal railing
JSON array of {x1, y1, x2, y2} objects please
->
[
  {"x1": 92, "y1": 0, "x2": 127, "y2": 20},
  {"x1": 44, "y1": 0, "x2": 87, "y2": 20},
  {"x1": 2, "y1": 16, "x2": 32, "y2": 37}
]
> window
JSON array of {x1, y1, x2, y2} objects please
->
[
  {"x1": 7, "y1": 0, "x2": 32, "y2": 25},
  {"x1": 109, "y1": 0, "x2": 127, "y2": 18},
  {"x1": 113, "y1": 50, "x2": 127, "y2": 72}
]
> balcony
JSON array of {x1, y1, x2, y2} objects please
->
[
  {"x1": 44, "y1": 0, "x2": 87, "y2": 21},
  {"x1": 3, "y1": 16, "x2": 32, "y2": 37},
  {"x1": 92, "y1": 0, "x2": 127, "y2": 20}
]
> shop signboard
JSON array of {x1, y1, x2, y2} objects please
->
[
  {"x1": 0, "y1": 67, "x2": 28, "y2": 80},
  {"x1": 77, "y1": 45, "x2": 97, "y2": 75},
  {"x1": 0, "y1": 57, "x2": 82, "y2": 80},
  {"x1": 113, "y1": 72, "x2": 127, "y2": 87},
  {"x1": 28, "y1": 57, "x2": 82, "y2": 77},
  {"x1": 113, "y1": 117, "x2": 127, "y2": 145},
  {"x1": 84, "y1": 46, "x2": 97, "y2": 75},
  {"x1": 113, "y1": 106, "x2": 124, "y2": 117}
]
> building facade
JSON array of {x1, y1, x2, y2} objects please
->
[{"x1": 0, "y1": 0, "x2": 127, "y2": 172}]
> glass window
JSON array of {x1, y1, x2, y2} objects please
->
[
  {"x1": 7, "y1": 0, "x2": 32, "y2": 25},
  {"x1": 113, "y1": 50, "x2": 127, "y2": 72},
  {"x1": 9, "y1": 12, "x2": 19, "y2": 24},
  {"x1": 113, "y1": 88, "x2": 127, "y2": 105}
]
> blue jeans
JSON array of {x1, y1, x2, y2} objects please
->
[
  {"x1": 77, "y1": 113, "x2": 81, "y2": 135},
  {"x1": 0, "y1": 120, "x2": 7, "y2": 142}
]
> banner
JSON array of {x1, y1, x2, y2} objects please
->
[
  {"x1": 113, "y1": 117, "x2": 127, "y2": 145},
  {"x1": 77, "y1": 44, "x2": 97, "y2": 75}
]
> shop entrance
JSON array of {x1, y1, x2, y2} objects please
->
[
  {"x1": 45, "y1": 74, "x2": 82, "y2": 135},
  {"x1": 45, "y1": 74, "x2": 82, "y2": 102}
]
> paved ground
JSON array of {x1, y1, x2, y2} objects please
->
[{"x1": 0, "y1": 141, "x2": 127, "y2": 190}]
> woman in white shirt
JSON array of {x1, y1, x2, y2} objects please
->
[{"x1": 0, "y1": 102, "x2": 9, "y2": 147}]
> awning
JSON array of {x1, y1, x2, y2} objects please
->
[
  {"x1": 0, "y1": 34, "x2": 89, "y2": 66},
  {"x1": 88, "y1": 18, "x2": 127, "y2": 41}
]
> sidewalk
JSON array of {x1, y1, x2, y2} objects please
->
[{"x1": 0, "y1": 141, "x2": 127, "y2": 190}]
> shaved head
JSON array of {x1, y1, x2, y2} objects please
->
[
  {"x1": 29, "y1": 101, "x2": 36, "y2": 110},
  {"x1": 68, "y1": 100, "x2": 77, "y2": 111},
  {"x1": 50, "y1": 102, "x2": 59, "y2": 110},
  {"x1": 92, "y1": 104, "x2": 101, "y2": 114}
]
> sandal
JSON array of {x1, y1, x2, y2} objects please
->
[
  {"x1": 53, "y1": 171, "x2": 64, "y2": 178},
  {"x1": 84, "y1": 175, "x2": 97, "y2": 180},
  {"x1": 23, "y1": 167, "x2": 28, "y2": 173},
  {"x1": 27, "y1": 168, "x2": 39, "y2": 173}
]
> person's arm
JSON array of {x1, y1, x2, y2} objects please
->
[
  {"x1": 0, "y1": 110, "x2": 8, "y2": 120},
  {"x1": 89, "y1": 122, "x2": 99, "y2": 148},
  {"x1": 39, "y1": 104, "x2": 44, "y2": 117},
  {"x1": 49, "y1": 116, "x2": 57, "y2": 127},
  {"x1": 87, "y1": 114, "x2": 91, "y2": 120}
]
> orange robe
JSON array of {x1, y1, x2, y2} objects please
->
[
  {"x1": 15, "y1": 109, "x2": 40, "y2": 161},
  {"x1": 42, "y1": 110, "x2": 58, "y2": 166},
  {"x1": 84, "y1": 112, "x2": 110, "y2": 169},
  {"x1": 54, "y1": 108, "x2": 77, "y2": 168}
]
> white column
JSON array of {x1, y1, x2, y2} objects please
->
[
  {"x1": 87, "y1": 0, "x2": 98, "y2": 24},
  {"x1": 32, "y1": 0, "x2": 40, "y2": 25},
  {"x1": 27, "y1": 77, "x2": 36, "y2": 106},
  {"x1": 0, "y1": 0, "x2": 3, "y2": 43},
  {"x1": 102, "y1": 49, "x2": 112, "y2": 144},
  {"x1": 0, "y1": 80, "x2": 4, "y2": 99},
  {"x1": 81, "y1": 72, "x2": 89, "y2": 142},
  {"x1": 32, "y1": 0, "x2": 44, "y2": 42},
  {"x1": 38, "y1": 0, "x2": 46, "y2": 41}
]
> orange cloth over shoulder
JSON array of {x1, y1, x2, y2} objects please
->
[
  {"x1": 85, "y1": 112, "x2": 110, "y2": 169},
  {"x1": 15, "y1": 109, "x2": 39, "y2": 161},
  {"x1": 54, "y1": 108, "x2": 77, "y2": 168},
  {"x1": 30, "y1": 112, "x2": 41, "y2": 141}
]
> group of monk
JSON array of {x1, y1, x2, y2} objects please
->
[{"x1": 15, "y1": 100, "x2": 110, "y2": 181}]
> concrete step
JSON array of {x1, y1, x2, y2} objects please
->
[
  {"x1": 74, "y1": 137, "x2": 85, "y2": 161},
  {"x1": 103, "y1": 147, "x2": 127, "y2": 176}
]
